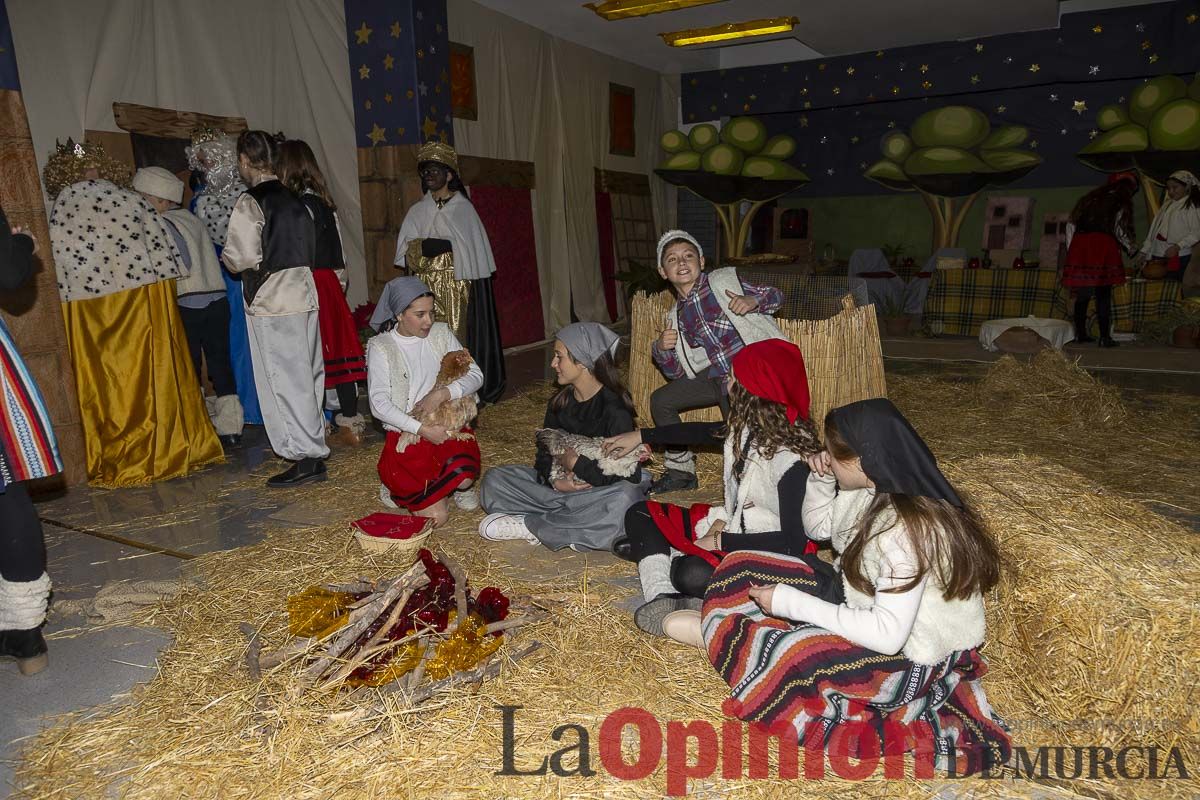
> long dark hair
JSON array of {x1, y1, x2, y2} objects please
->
[
  {"x1": 549, "y1": 350, "x2": 634, "y2": 416},
  {"x1": 724, "y1": 382, "x2": 820, "y2": 482},
  {"x1": 825, "y1": 414, "x2": 1001, "y2": 601},
  {"x1": 276, "y1": 140, "x2": 336, "y2": 210},
  {"x1": 1071, "y1": 179, "x2": 1135, "y2": 242},
  {"x1": 236, "y1": 130, "x2": 281, "y2": 172}
]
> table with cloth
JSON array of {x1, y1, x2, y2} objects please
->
[{"x1": 924, "y1": 269, "x2": 1181, "y2": 336}]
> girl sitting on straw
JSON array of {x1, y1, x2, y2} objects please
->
[
  {"x1": 478, "y1": 323, "x2": 648, "y2": 550},
  {"x1": 368, "y1": 276, "x2": 484, "y2": 526},
  {"x1": 603, "y1": 339, "x2": 826, "y2": 640},
  {"x1": 685, "y1": 398, "x2": 1011, "y2": 776}
]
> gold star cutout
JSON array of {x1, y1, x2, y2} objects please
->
[
  {"x1": 804, "y1": 101, "x2": 812, "y2": 109},
  {"x1": 384, "y1": 53, "x2": 395, "y2": 70},
  {"x1": 919, "y1": 64, "x2": 929, "y2": 73},
  {"x1": 891, "y1": 85, "x2": 900, "y2": 95},
  {"x1": 799, "y1": 115, "x2": 809, "y2": 127},
  {"x1": 875, "y1": 50, "x2": 884, "y2": 58},
  {"x1": 1089, "y1": 129, "x2": 1099, "y2": 139},
  {"x1": 970, "y1": 74, "x2": 981, "y2": 85},
  {"x1": 743, "y1": 103, "x2": 750, "y2": 111},
  {"x1": 354, "y1": 22, "x2": 372, "y2": 44},
  {"x1": 800, "y1": 87, "x2": 809, "y2": 96},
  {"x1": 1072, "y1": 100, "x2": 1087, "y2": 115},
  {"x1": 832, "y1": 87, "x2": 841, "y2": 95},
  {"x1": 1188, "y1": 13, "x2": 1198, "y2": 23},
  {"x1": 709, "y1": 104, "x2": 717, "y2": 112},
  {"x1": 818, "y1": 63, "x2": 827, "y2": 71},
  {"x1": 384, "y1": 93, "x2": 393, "y2": 104},
  {"x1": 996, "y1": 105, "x2": 1007, "y2": 113},
  {"x1": 1029, "y1": 63, "x2": 1040, "y2": 73},
  {"x1": 850, "y1": 135, "x2": 860, "y2": 144},
  {"x1": 1029, "y1": 139, "x2": 1038, "y2": 149},
  {"x1": 887, "y1": 120, "x2": 896, "y2": 129},
  {"x1": 367, "y1": 123, "x2": 386, "y2": 146},
  {"x1": 422, "y1": 116, "x2": 438, "y2": 140},
  {"x1": 922, "y1": 80, "x2": 933, "y2": 90},
  {"x1": 846, "y1": 66, "x2": 855, "y2": 75},
  {"x1": 417, "y1": 48, "x2": 424, "y2": 60},
  {"x1": 1141, "y1": 39, "x2": 1151, "y2": 50},
  {"x1": 690, "y1": 78, "x2": 698, "y2": 86},
  {"x1": 364, "y1": 100, "x2": 372, "y2": 110},
  {"x1": 406, "y1": 89, "x2": 415, "y2": 99},
  {"x1": 390, "y1": 21, "x2": 401, "y2": 37},
  {"x1": 358, "y1": 64, "x2": 370, "y2": 80},
  {"x1": 1092, "y1": 24, "x2": 1103, "y2": 33},
  {"x1": 397, "y1": 127, "x2": 405, "y2": 137},
  {"x1": 1149, "y1": 53, "x2": 1159, "y2": 63},
  {"x1": 975, "y1": 43, "x2": 984, "y2": 53}
]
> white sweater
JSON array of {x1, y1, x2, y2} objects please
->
[
  {"x1": 366, "y1": 323, "x2": 482, "y2": 435},
  {"x1": 772, "y1": 472, "x2": 986, "y2": 665},
  {"x1": 695, "y1": 429, "x2": 805, "y2": 536}
]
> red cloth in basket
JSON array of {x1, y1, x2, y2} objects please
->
[{"x1": 351, "y1": 513, "x2": 432, "y2": 540}]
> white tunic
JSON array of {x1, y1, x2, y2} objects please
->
[{"x1": 394, "y1": 193, "x2": 497, "y2": 280}]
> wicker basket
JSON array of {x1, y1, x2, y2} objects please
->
[{"x1": 352, "y1": 520, "x2": 433, "y2": 561}]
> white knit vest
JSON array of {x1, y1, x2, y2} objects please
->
[
  {"x1": 667, "y1": 268, "x2": 786, "y2": 378},
  {"x1": 700, "y1": 430, "x2": 805, "y2": 535},
  {"x1": 367, "y1": 323, "x2": 470, "y2": 433},
  {"x1": 827, "y1": 488, "x2": 987, "y2": 665},
  {"x1": 164, "y1": 208, "x2": 226, "y2": 297}
]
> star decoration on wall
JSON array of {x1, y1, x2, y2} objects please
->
[
  {"x1": 846, "y1": 66, "x2": 855, "y2": 75},
  {"x1": 800, "y1": 87, "x2": 809, "y2": 96},
  {"x1": 1049, "y1": 93, "x2": 1059, "y2": 102},
  {"x1": 397, "y1": 127, "x2": 405, "y2": 136},
  {"x1": 1140, "y1": 39, "x2": 1151, "y2": 50},
  {"x1": 1136, "y1": 22, "x2": 1145, "y2": 32},
  {"x1": 970, "y1": 75, "x2": 981, "y2": 84},
  {"x1": 887, "y1": 120, "x2": 896, "y2": 128},
  {"x1": 826, "y1": 168, "x2": 835, "y2": 175},
  {"x1": 975, "y1": 43, "x2": 984, "y2": 53},
  {"x1": 1093, "y1": 24, "x2": 1103, "y2": 33},
  {"x1": 919, "y1": 64, "x2": 929, "y2": 73},
  {"x1": 875, "y1": 50, "x2": 884, "y2": 58},
  {"x1": 358, "y1": 64, "x2": 370, "y2": 80},
  {"x1": 851, "y1": 135, "x2": 860, "y2": 144},
  {"x1": 860, "y1": 161, "x2": 868, "y2": 169},
  {"x1": 833, "y1": 87, "x2": 841, "y2": 95},
  {"x1": 364, "y1": 100, "x2": 372, "y2": 110},
  {"x1": 383, "y1": 53, "x2": 395, "y2": 70},
  {"x1": 384, "y1": 93, "x2": 393, "y2": 103},
  {"x1": 922, "y1": 80, "x2": 933, "y2": 89},
  {"x1": 1090, "y1": 65, "x2": 1100, "y2": 75},
  {"x1": 1029, "y1": 63, "x2": 1040, "y2": 72},
  {"x1": 891, "y1": 86, "x2": 900, "y2": 95},
  {"x1": 818, "y1": 63, "x2": 827, "y2": 71},
  {"x1": 996, "y1": 104, "x2": 1007, "y2": 113},
  {"x1": 415, "y1": 9, "x2": 424, "y2": 19},
  {"x1": 419, "y1": 81, "x2": 429, "y2": 96},
  {"x1": 1188, "y1": 13, "x2": 1198, "y2": 23},
  {"x1": 367, "y1": 123, "x2": 386, "y2": 145},
  {"x1": 417, "y1": 49, "x2": 424, "y2": 59},
  {"x1": 820, "y1": 135, "x2": 828, "y2": 143},
  {"x1": 782, "y1": 65, "x2": 790, "y2": 72},
  {"x1": 437, "y1": 24, "x2": 444, "y2": 33},
  {"x1": 390, "y1": 21, "x2": 401, "y2": 37},
  {"x1": 1072, "y1": 100, "x2": 1088, "y2": 114},
  {"x1": 421, "y1": 116, "x2": 438, "y2": 139},
  {"x1": 1060, "y1": 128, "x2": 1068, "y2": 134},
  {"x1": 1029, "y1": 139, "x2": 1038, "y2": 149},
  {"x1": 1003, "y1": 56, "x2": 1013, "y2": 64},
  {"x1": 355, "y1": 22, "x2": 372, "y2": 44},
  {"x1": 804, "y1": 101, "x2": 812, "y2": 109},
  {"x1": 1149, "y1": 53, "x2": 1160, "y2": 63},
  {"x1": 1089, "y1": 129, "x2": 1099, "y2": 139},
  {"x1": 799, "y1": 115, "x2": 809, "y2": 127},
  {"x1": 407, "y1": 89, "x2": 415, "y2": 99}
]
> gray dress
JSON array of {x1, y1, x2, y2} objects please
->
[{"x1": 479, "y1": 387, "x2": 648, "y2": 551}]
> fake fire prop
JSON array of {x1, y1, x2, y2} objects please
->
[{"x1": 245, "y1": 550, "x2": 543, "y2": 712}]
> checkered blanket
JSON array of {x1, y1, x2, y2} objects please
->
[
  {"x1": 924, "y1": 269, "x2": 1061, "y2": 336},
  {"x1": 1050, "y1": 279, "x2": 1182, "y2": 335}
]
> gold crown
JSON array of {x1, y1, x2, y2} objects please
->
[
  {"x1": 416, "y1": 140, "x2": 459, "y2": 174},
  {"x1": 43, "y1": 137, "x2": 131, "y2": 199},
  {"x1": 190, "y1": 126, "x2": 220, "y2": 147}
]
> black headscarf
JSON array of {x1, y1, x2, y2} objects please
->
[{"x1": 828, "y1": 398, "x2": 962, "y2": 508}]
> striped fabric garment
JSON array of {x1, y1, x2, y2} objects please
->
[
  {"x1": 702, "y1": 550, "x2": 1011, "y2": 776},
  {"x1": 0, "y1": 319, "x2": 62, "y2": 491}
]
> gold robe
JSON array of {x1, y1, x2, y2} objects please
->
[{"x1": 405, "y1": 239, "x2": 469, "y2": 341}]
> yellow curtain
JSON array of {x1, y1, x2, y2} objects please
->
[{"x1": 63, "y1": 280, "x2": 223, "y2": 487}]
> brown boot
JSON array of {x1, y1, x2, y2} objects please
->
[{"x1": 327, "y1": 413, "x2": 366, "y2": 447}]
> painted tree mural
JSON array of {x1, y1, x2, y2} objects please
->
[
  {"x1": 1077, "y1": 74, "x2": 1200, "y2": 217},
  {"x1": 863, "y1": 106, "x2": 1041, "y2": 249}
]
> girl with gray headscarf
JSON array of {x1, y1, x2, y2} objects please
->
[
  {"x1": 478, "y1": 322, "x2": 649, "y2": 550},
  {"x1": 368, "y1": 276, "x2": 484, "y2": 526}
]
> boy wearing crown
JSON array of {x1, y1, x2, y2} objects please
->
[{"x1": 394, "y1": 141, "x2": 505, "y2": 404}]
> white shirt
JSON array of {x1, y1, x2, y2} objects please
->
[
  {"x1": 367, "y1": 328, "x2": 483, "y2": 434},
  {"x1": 394, "y1": 193, "x2": 497, "y2": 280}
]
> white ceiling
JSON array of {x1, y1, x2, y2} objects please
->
[{"x1": 466, "y1": 0, "x2": 1062, "y2": 73}]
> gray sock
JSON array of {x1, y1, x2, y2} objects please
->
[{"x1": 638, "y1": 554, "x2": 674, "y2": 601}]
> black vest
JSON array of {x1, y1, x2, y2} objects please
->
[
  {"x1": 300, "y1": 194, "x2": 345, "y2": 270},
  {"x1": 243, "y1": 180, "x2": 315, "y2": 304}
]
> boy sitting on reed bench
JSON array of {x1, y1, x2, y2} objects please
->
[{"x1": 647, "y1": 229, "x2": 786, "y2": 494}]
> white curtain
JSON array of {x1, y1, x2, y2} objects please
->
[
  {"x1": 449, "y1": 0, "x2": 676, "y2": 333},
  {"x1": 7, "y1": 0, "x2": 368, "y2": 306}
]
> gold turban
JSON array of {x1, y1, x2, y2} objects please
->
[{"x1": 416, "y1": 140, "x2": 459, "y2": 174}]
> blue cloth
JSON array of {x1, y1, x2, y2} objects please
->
[{"x1": 219, "y1": 251, "x2": 263, "y2": 426}]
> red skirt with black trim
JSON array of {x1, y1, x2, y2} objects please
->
[
  {"x1": 378, "y1": 429, "x2": 481, "y2": 511},
  {"x1": 312, "y1": 268, "x2": 367, "y2": 388},
  {"x1": 1062, "y1": 232, "x2": 1127, "y2": 288}
]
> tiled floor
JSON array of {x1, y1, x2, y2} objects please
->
[{"x1": 2, "y1": 337, "x2": 1197, "y2": 796}]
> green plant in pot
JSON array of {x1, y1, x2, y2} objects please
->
[
  {"x1": 877, "y1": 294, "x2": 913, "y2": 336},
  {"x1": 1140, "y1": 300, "x2": 1200, "y2": 347},
  {"x1": 881, "y1": 243, "x2": 907, "y2": 268},
  {"x1": 614, "y1": 259, "x2": 669, "y2": 300}
]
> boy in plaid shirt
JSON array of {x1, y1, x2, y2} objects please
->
[{"x1": 648, "y1": 230, "x2": 785, "y2": 494}]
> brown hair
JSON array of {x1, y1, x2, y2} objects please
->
[
  {"x1": 275, "y1": 139, "x2": 336, "y2": 210},
  {"x1": 1070, "y1": 180, "x2": 1135, "y2": 243},
  {"x1": 824, "y1": 415, "x2": 1001, "y2": 601},
  {"x1": 659, "y1": 237, "x2": 700, "y2": 267},
  {"x1": 236, "y1": 130, "x2": 280, "y2": 172},
  {"x1": 725, "y1": 382, "x2": 820, "y2": 481},
  {"x1": 549, "y1": 350, "x2": 635, "y2": 417}
]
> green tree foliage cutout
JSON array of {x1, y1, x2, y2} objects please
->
[
  {"x1": 1077, "y1": 74, "x2": 1200, "y2": 217},
  {"x1": 863, "y1": 106, "x2": 1041, "y2": 249}
]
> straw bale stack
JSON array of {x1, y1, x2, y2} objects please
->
[{"x1": 629, "y1": 291, "x2": 887, "y2": 431}]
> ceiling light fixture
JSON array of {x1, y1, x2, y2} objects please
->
[
  {"x1": 659, "y1": 16, "x2": 799, "y2": 47},
  {"x1": 583, "y1": 0, "x2": 728, "y2": 21}
]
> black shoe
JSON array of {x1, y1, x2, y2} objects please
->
[
  {"x1": 266, "y1": 458, "x2": 327, "y2": 488},
  {"x1": 0, "y1": 628, "x2": 48, "y2": 676},
  {"x1": 634, "y1": 593, "x2": 703, "y2": 637},
  {"x1": 611, "y1": 536, "x2": 635, "y2": 563},
  {"x1": 219, "y1": 434, "x2": 242, "y2": 448},
  {"x1": 648, "y1": 469, "x2": 698, "y2": 495},
  {"x1": 1075, "y1": 334, "x2": 1096, "y2": 344},
  {"x1": 1098, "y1": 337, "x2": 1120, "y2": 348}
]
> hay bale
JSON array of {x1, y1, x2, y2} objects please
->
[
  {"x1": 976, "y1": 350, "x2": 1127, "y2": 428},
  {"x1": 629, "y1": 291, "x2": 887, "y2": 431},
  {"x1": 953, "y1": 454, "x2": 1200, "y2": 763}
]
